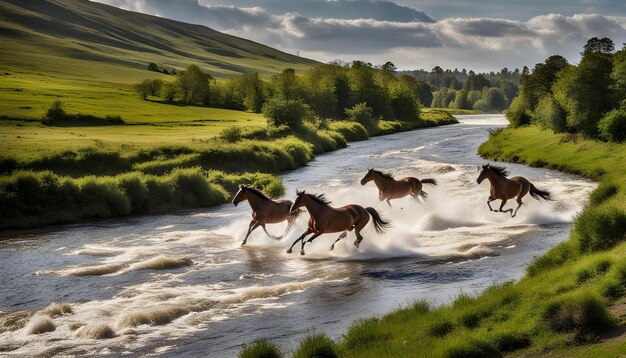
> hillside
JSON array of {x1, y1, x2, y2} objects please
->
[
  {"x1": 0, "y1": 0, "x2": 317, "y2": 120},
  {"x1": 0, "y1": 0, "x2": 317, "y2": 77}
]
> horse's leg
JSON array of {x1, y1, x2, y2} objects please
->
[
  {"x1": 499, "y1": 199, "x2": 513, "y2": 217},
  {"x1": 353, "y1": 215, "x2": 370, "y2": 248},
  {"x1": 487, "y1": 196, "x2": 496, "y2": 211},
  {"x1": 512, "y1": 197, "x2": 524, "y2": 217},
  {"x1": 301, "y1": 232, "x2": 323, "y2": 255},
  {"x1": 287, "y1": 228, "x2": 312, "y2": 254},
  {"x1": 242, "y1": 220, "x2": 259, "y2": 246},
  {"x1": 261, "y1": 224, "x2": 280, "y2": 240},
  {"x1": 330, "y1": 231, "x2": 348, "y2": 251},
  {"x1": 419, "y1": 190, "x2": 428, "y2": 201},
  {"x1": 386, "y1": 199, "x2": 392, "y2": 207}
]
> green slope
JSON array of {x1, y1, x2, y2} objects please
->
[{"x1": 0, "y1": 0, "x2": 317, "y2": 78}]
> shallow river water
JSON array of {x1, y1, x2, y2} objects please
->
[{"x1": 0, "y1": 115, "x2": 594, "y2": 357}]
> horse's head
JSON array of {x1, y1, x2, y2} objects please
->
[
  {"x1": 290, "y1": 190, "x2": 306, "y2": 213},
  {"x1": 476, "y1": 164, "x2": 490, "y2": 184},
  {"x1": 232, "y1": 185, "x2": 248, "y2": 206},
  {"x1": 360, "y1": 168, "x2": 374, "y2": 185}
]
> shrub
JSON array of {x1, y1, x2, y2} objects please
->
[
  {"x1": 574, "y1": 205, "x2": 626, "y2": 252},
  {"x1": 542, "y1": 291, "x2": 615, "y2": 342},
  {"x1": 160, "y1": 81, "x2": 178, "y2": 102},
  {"x1": 45, "y1": 100, "x2": 66, "y2": 120},
  {"x1": 263, "y1": 98, "x2": 310, "y2": 129},
  {"x1": 343, "y1": 318, "x2": 389, "y2": 350},
  {"x1": 472, "y1": 99, "x2": 489, "y2": 112},
  {"x1": 489, "y1": 331, "x2": 531, "y2": 352},
  {"x1": 345, "y1": 103, "x2": 376, "y2": 133},
  {"x1": 589, "y1": 183, "x2": 618, "y2": 205},
  {"x1": 533, "y1": 95, "x2": 566, "y2": 132},
  {"x1": 239, "y1": 340, "x2": 283, "y2": 358},
  {"x1": 506, "y1": 96, "x2": 532, "y2": 127},
  {"x1": 220, "y1": 126, "x2": 242, "y2": 143},
  {"x1": 428, "y1": 320, "x2": 454, "y2": 337},
  {"x1": 328, "y1": 121, "x2": 369, "y2": 141},
  {"x1": 293, "y1": 334, "x2": 339, "y2": 358},
  {"x1": 443, "y1": 339, "x2": 500, "y2": 358},
  {"x1": 598, "y1": 109, "x2": 626, "y2": 142}
]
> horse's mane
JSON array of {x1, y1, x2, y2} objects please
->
[
  {"x1": 299, "y1": 191, "x2": 331, "y2": 205},
  {"x1": 244, "y1": 186, "x2": 271, "y2": 200},
  {"x1": 373, "y1": 170, "x2": 394, "y2": 180},
  {"x1": 489, "y1": 165, "x2": 510, "y2": 178}
]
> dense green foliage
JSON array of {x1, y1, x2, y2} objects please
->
[
  {"x1": 0, "y1": 168, "x2": 283, "y2": 229},
  {"x1": 238, "y1": 340, "x2": 283, "y2": 358},
  {"x1": 507, "y1": 38, "x2": 626, "y2": 142}
]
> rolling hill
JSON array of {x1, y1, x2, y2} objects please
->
[
  {"x1": 0, "y1": 0, "x2": 318, "y2": 121},
  {"x1": 0, "y1": 0, "x2": 318, "y2": 78}
]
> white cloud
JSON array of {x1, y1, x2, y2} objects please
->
[{"x1": 93, "y1": 0, "x2": 626, "y2": 71}]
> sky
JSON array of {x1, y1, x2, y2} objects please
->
[{"x1": 93, "y1": 0, "x2": 626, "y2": 72}]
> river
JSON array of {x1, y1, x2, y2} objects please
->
[{"x1": 0, "y1": 115, "x2": 594, "y2": 357}]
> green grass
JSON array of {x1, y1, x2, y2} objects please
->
[{"x1": 261, "y1": 125, "x2": 626, "y2": 358}]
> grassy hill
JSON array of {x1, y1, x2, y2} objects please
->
[{"x1": 0, "y1": 0, "x2": 318, "y2": 120}]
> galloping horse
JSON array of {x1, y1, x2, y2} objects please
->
[
  {"x1": 232, "y1": 185, "x2": 301, "y2": 245},
  {"x1": 360, "y1": 168, "x2": 437, "y2": 206},
  {"x1": 476, "y1": 164, "x2": 552, "y2": 217},
  {"x1": 287, "y1": 191, "x2": 390, "y2": 255}
]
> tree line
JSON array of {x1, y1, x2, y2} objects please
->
[
  {"x1": 508, "y1": 37, "x2": 626, "y2": 142},
  {"x1": 135, "y1": 60, "x2": 521, "y2": 130}
]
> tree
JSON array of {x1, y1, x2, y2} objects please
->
[
  {"x1": 464, "y1": 74, "x2": 490, "y2": 91},
  {"x1": 135, "y1": 79, "x2": 152, "y2": 100},
  {"x1": 160, "y1": 81, "x2": 178, "y2": 102},
  {"x1": 533, "y1": 95, "x2": 566, "y2": 132},
  {"x1": 178, "y1": 65, "x2": 211, "y2": 104},
  {"x1": 240, "y1": 72, "x2": 266, "y2": 113},
  {"x1": 398, "y1": 75, "x2": 433, "y2": 108},
  {"x1": 263, "y1": 98, "x2": 310, "y2": 129},
  {"x1": 484, "y1": 88, "x2": 506, "y2": 112},
  {"x1": 381, "y1": 61, "x2": 397, "y2": 73},
  {"x1": 581, "y1": 37, "x2": 615, "y2": 56},
  {"x1": 345, "y1": 103, "x2": 376, "y2": 132}
]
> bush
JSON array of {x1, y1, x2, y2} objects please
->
[
  {"x1": 428, "y1": 320, "x2": 454, "y2": 337},
  {"x1": 239, "y1": 340, "x2": 283, "y2": 358},
  {"x1": 328, "y1": 121, "x2": 369, "y2": 141},
  {"x1": 506, "y1": 96, "x2": 532, "y2": 127},
  {"x1": 263, "y1": 98, "x2": 310, "y2": 129},
  {"x1": 45, "y1": 100, "x2": 66, "y2": 120},
  {"x1": 343, "y1": 318, "x2": 389, "y2": 350},
  {"x1": 542, "y1": 291, "x2": 615, "y2": 342},
  {"x1": 472, "y1": 99, "x2": 489, "y2": 112},
  {"x1": 444, "y1": 339, "x2": 500, "y2": 358},
  {"x1": 221, "y1": 126, "x2": 242, "y2": 143},
  {"x1": 160, "y1": 81, "x2": 178, "y2": 102},
  {"x1": 293, "y1": 334, "x2": 339, "y2": 358},
  {"x1": 489, "y1": 331, "x2": 531, "y2": 352},
  {"x1": 574, "y1": 205, "x2": 626, "y2": 252},
  {"x1": 598, "y1": 109, "x2": 626, "y2": 142},
  {"x1": 345, "y1": 103, "x2": 377, "y2": 133},
  {"x1": 533, "y1": 95, "x2": 566, "y2": 132},
  {"x1": 589, "y1": 183, "x2": 618, "y2": 205}
]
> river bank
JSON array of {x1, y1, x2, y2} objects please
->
[
  {"x1": 306, "y1": 125, "x2": 626, "y2": 358},
  {"x1": 0, "y1": 109, "x2": 458, "y2": 231}
]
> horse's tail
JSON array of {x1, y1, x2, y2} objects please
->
[
  {"x1": 529, "y1": 183, "x2": 553, "y2": 201},
  {"x1": 421, "y1": 178, "x2": 437, "y2": 185},
  {"x1": 285, "y1": 207, "x2": 302, "y2": 234},
  {"x1": 365, "y1": 207, "x2": 391, "y2": 235}
]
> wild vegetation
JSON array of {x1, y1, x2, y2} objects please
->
[
  {"x1": 507, "y1": 37, "x2": 626, "y2": 143},
  {"x1": 240, "y1": 37, "x2": 626, "y2": 358}
]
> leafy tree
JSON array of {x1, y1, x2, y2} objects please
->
[
  {"x1": 473, "y1": 99, "x2": 489, "y2": 112},
  {"x1": 484, "y1": 88, "x2": 507, "y2": 111},
  {"x1": 240, "y1": 72, "x2": 266, "y2": 113},
  {"x1": 506, "y1": 95, "x2": 532, "y2": 127},
  {"x1": 271, "y1": 68, "x2": 307, "y2": 101},
  {"x1": 581, "y1": 37, "x2": 615, "y2": 56},
  {"x1": 389, "y1": 84, "x2": 420, "y2": 122},
  {"x1": 598, "y1": 109, "x2": 626, "y2": 142},
  {"x1": 178, "y1": 65, "x2": 211, "y2": 104},
  {"x1": 160, "y1": 81, "x2": 178, "y2": 102},
  {"x1": 345, "y1": 103, "x2": 376, "y2": 132},
  {"x1": 263, "y1": 98, "x2": 310, "y2": 129},
  {"x1": 464, "y1": 74, "x2": 490, "y2": 91},
  {"x1": 135, "y1": 79, "x2": 152, "y2": 100},
  {"x1": 398, "y1": 75, "x2": 432, "y2": 109},
  {"x1": 533, "y1": 95, "x2": 566, "y2": 132}
]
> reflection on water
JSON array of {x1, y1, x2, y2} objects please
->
[{"x1": 0, "y1": 115, "x2": 594, "y2": 357}]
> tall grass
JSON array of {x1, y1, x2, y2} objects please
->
[{"x1": 0, "y1": 168, "x2": 283, "y2": 230}]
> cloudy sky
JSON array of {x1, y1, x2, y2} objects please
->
[{"x1": 93, "y1": 0, "x2": 626, "y2": 72}]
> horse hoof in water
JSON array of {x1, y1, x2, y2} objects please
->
[
  {"x1": 300, "y1": 250, "x2": 305, "y2": 255},
  {"x1": 241, "y1": 241, "x2": 247, "y2": 246},
  {"x1": 330, "y1": 245, "x2": 335, "y2": 251},
  {"x1": 353, "y1": 241, "x2": 360, "y2": 248},
  {"x1": 286, "y1": 249, "x2": 292, "y2": 254}
]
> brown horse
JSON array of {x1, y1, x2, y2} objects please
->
[
  {"x1": 287, "y1": 191, "x2": 390, "y2": 255},
  {"x1": 476, "y1": 164, "x2": 552, "y2": 217},
  {"x1": 360, "y1": 168, "x2": 437, "y2": 206},
  {"x1": 232, "y1": 185, "x2": 301, "y2": 245}
]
